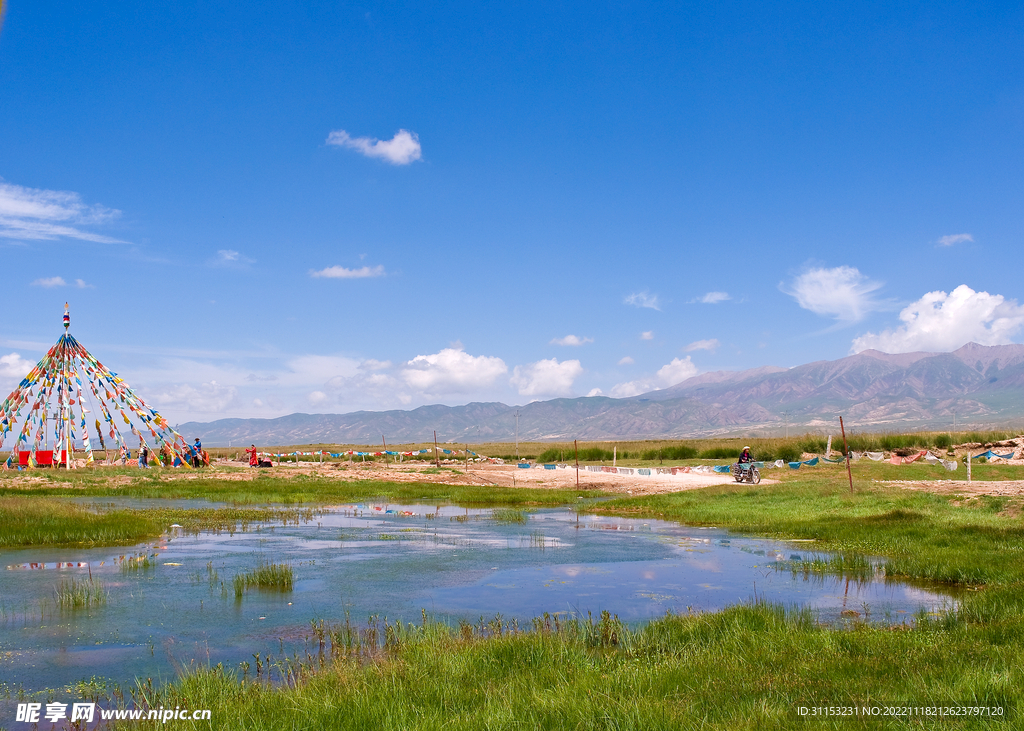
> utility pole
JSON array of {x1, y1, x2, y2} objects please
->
[
  {"x1": 514, "y1": 410, "x2": 521, "y2": 460},
  {"x1": 574, "y1": 439, "x2": 579, "y2": 489},
  {"x1": 840, "y1": 416, "x2": 853, "y2": 494},
  {"x1": 783, "y1": 411, "x2": 790, "y2": 439}
]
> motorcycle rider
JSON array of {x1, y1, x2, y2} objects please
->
[{"x1": 738, "y1": 446, "x2": 754, "y2": 464}]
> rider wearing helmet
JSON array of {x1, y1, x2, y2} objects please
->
[{"x1": 738, "y1": 446, "x2": 753, "y2": 464}]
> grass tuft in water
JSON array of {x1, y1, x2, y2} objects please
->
[
  {"x1": 782, "y1": 553, "x2": 876, "y2": 581},
  {"x1": 120, "y1": 554, "x2": 157, "y2": 573},
  {"x1": 492, "y1": 507, "x2": 529, "y2": 524},
  {"x1": 54, "y1": 577, "x2": 106, "y2": 609},
  {"x1": 234, "y1": 561, "x2": 293, "y2": 597}
]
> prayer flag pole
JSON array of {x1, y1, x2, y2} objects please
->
[
  {"x1": 840, "y1": 416, "x2": 853, "y2": 493},
  {"x1": 575, "y1": 439, "x2": 579, "y2": 489}
]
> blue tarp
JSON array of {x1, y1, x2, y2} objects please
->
[
  {"x1": 788, "y1": 457, "x2": 820, "y2": 469},
  {"x1": 713, "y1": 465, "x2": 731, "y2": 473},
  {"x1": 975, "y1": 450, "x2": 1015, "y2": 460}
]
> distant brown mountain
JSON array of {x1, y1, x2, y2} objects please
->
[{"x1": 178, "y1": 343, "x2": 1024, "y2": 446}]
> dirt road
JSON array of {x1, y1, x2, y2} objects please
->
[{"x1": 216, "y1": 459, "x2": 747, "y2": 495}]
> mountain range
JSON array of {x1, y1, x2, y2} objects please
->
[{"x1": 177, "y1": 342, "x2": 1024, "y2": 446}]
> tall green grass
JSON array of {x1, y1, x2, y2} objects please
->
[
  {"x1": 0, "y1": 499, "x2": 331, "y2": 548},
  {"x1": 491, "y1": 507, "x2": 529, "y2": 524},
  {"x1": 0, "y1": 497, "x2": 159, "y2": 547},
  {"x1": 116, "y1": 602, "x2": 1021, "y2": 730},
  {"x1": 54, "y1": 577, "x2": 106, "y2": 610},
  {"x1": 120, "y1": 553, "x2": 157, "y2": 573},
  {"x1": 641, "y1": 445, "x2": 699, "y2": 461},
  {"x1": 234, "y1": 561, "x2": 293, "y2": 597},
  {"x1": 0, "y1": 478, "x2": 604, "y2": 506},
  {"x1": 537, "y1": 446, "x2": 616, "y2": 462}
]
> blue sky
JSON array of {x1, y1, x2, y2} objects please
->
[{"x1": 1, "y1": 1, "x2": 1023, "y2": 423}]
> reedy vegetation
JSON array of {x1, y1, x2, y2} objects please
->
[{"x1": 233, "y1": 562, "x2": 294, "y2": 597}]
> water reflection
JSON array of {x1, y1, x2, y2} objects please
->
[{"x1": 0, "y1": 501, "x2": 956, "y2": 693}]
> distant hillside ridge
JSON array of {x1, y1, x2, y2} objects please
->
[{"x1": 176, "y1": 342, "x2": 1024, "y2": 446}]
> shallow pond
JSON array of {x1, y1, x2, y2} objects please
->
[{"x1": 1, "y1": 500, "x2": 955, "y2": 695}]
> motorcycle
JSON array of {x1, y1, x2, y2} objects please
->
[{"x1": 731, "y1": 461, "x2": 761, "y2": 484}]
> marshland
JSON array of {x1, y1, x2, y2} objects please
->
[{"x1": 1, "y1": 431, "x2": 1023, "y2": 728}]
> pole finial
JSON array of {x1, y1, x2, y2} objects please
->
[{"x1": 63, "y1": 303, "x2": 70, "y2": 331}]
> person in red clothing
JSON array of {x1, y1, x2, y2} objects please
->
[{"x1": 245, "y1": 444, "x2": 259, "y2": 467}]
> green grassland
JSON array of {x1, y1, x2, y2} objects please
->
[
  {"x1": 118, "y1": 604, "x2": 1019, "y2": 730},
  {"x1": 3, "y1": 435, "x2": 1024, "y2": 728},
  {"x1": 0, "y1": 471, "x2": 598, "y2": 504}
]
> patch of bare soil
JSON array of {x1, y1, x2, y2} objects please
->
[
  {"x1": 203, "y1": 459, "x2": 758, "y2": 495},
  {"x1": 883, "y1": 479, "x2": 1024, "y2": 497},
  {"x1": 3, "y1": 458, "x2": 772, "y2": 495}
]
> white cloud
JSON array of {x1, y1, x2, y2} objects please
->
[
  {"x1": 326, "y1": 129, "x2": 422, "y2": 165},
  {"x1": 609, "y1": 356, "x2": 698, "y2": 397},
  {"x1": 0, "y1": 353, "x2": 37, "y2": 406},
  {"x1": 656, "y1": 357, "x2": 699, "y2": 385},
  {"x1": 640, "y1": 331, "x2": 654, "y2": 340},
  {"x1": 851, "y1": 284, "x2": 1024, "y2": 354},
  {"x1": 359, "y1": 359, "x2": 392, "y2": 371},
  {"x1": 307, "y1": 391, "x2": 329, "y2": 406},
  {"x1": 31, "y1": 276, "x2": 66, "y2": 288},
  {"x1": 587, "y1": 387, "x2": 603, "y2": 397},
  {"x1": 609, "y1": 382, "x2": 646, "y2": 398},
  {"x1": 310, "y1": 265, "x2": 385, "y2": 279},
  {"x1": 550, "y1": 334, "x2": 593, "y2": 346},
  {"x1": 510, "y1": 358, "x2": 583, "y2": 397},
  {"x1": 216, "y1": 249, "x2": 255, "y2": 266},
  {"x1": 0, "y1": 352, "x2": 35, "y2": 380},
  {"x1": 401, "y1": 348, "x2": 507, "y2": 393},
  {"x1": 75, "y1": 278, "x2": 93, "y2": 289},
  {"x1": 624, "y1": 291, "x2": 661, "y2": 310},
  {"x1": 0, "y1": 180, "x2": 124, "y2": 243},
  {"x1": 150, "y1": 380, "x2": 238, "y2": 415},
  {"x1": 685, "y1": 338, "x2": 720, "y2": 353},
  {"x1": 698, "y1": 291, "x2": 730, "y2": 304},
  {"x1": 288, "y1": 355, "x2": 362, "y2": 385},
  {"x1": 937, "y1": 233, "x2": 973, "y2": 247},
  {"x1": 618, "y1": 356, "x2": 634, "y2": 365},
  {"x1": 784, "y1": 265, "x2": 884, "y2": 322}
]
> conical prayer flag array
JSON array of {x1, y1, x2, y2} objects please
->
[{"x1": 0, "y1": 305, "x2": 192, "y2": 470}]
